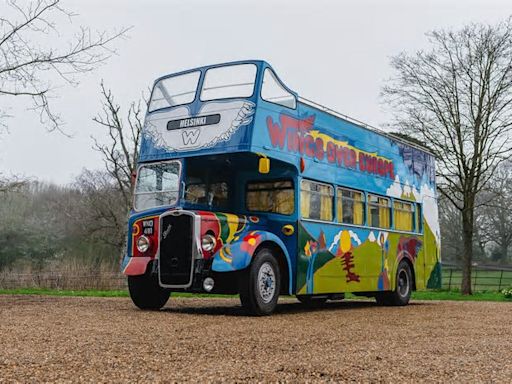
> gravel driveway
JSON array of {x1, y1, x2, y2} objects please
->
[{"x1": 0, "y1": 295, "x2": 510, "y2": 382}]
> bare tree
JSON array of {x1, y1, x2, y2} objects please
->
[
  {"x1": 477, "y1": 161, "x2": 512, "y2": 263},
  {"x1": 92, "y1": 81, "x2": 144, "y2": 211},
  {"x1": 383, "y1": 19, "x2": 512, "y2": 294},
  {"x1": 0, "y1": 174, "x2": 26, "y2": 193},
  {"x1": 438, "y1": 196, "x2": 463, "y2": 264},
  {"x1": 0, "y1": 0, "x2": 129, "y2": 131},
  {"x1": 74, "y1": 169, "x2": 127, "y2": 250}
]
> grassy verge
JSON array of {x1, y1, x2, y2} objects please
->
[
  {"x1": 0, "y1": 288, "x2": 231, "y2": 298},
  {"x1": 411, "y1": 290, "x2": 509, "y2": 302},
  {"x1": 0, "y1": 288, "x2": 510, "y2": 302},
  {"x1": 0, "y1": 288, "x2": 129, "y2": 297}
]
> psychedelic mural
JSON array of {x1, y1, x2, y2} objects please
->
[
  {"x1": 296, "y1": 223, "x2": 429, "y2": 294},
  {"x1": 250, "y1": 88, "x2": 442, "y2": 294},
  {"x1": 195, "y1": 211, "x2": 292, "y2": 282}
]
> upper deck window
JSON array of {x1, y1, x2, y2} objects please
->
[
  {"x1": 200, "y1": 64, "x2": 257, "y2": 101},
  {"x1": 261, "y1": 68, "x2": 296, "y2": 109},
  {"x1": 148, "y1": 71, "x2": 200, "y2": 112}
]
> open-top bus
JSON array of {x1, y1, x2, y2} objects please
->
[{"x1": 122, "y1": 60, "x2": 441, "y2": 315}]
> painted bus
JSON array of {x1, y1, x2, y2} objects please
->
[{"x1": 122, "y1": 60, "x2": 441, "y2": 315}]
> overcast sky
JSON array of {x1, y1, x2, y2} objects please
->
[{"x1": 1, "y1": 0, "x2": 511, "y2": 185}]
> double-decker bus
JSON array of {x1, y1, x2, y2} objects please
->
[{"x1": 122, "y1": 60, "x2": 441, "y2": 315}]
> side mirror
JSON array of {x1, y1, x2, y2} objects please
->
[{"x1": 258, "y1": 157, "x2": 270, "y2": 174}]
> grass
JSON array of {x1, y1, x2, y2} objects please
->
[
  {"x1": 0, "y1": 288, "x2": 129, "y2": 297},
  {"x1": 0, "y1": 288, "x2": 230, "y2": 298},
  {"x1": 0, "y1": 288, "x2": 510, "y2": 302},
  {"x1": 411, "y1": 290, "x2": 509, "y2": 302}
]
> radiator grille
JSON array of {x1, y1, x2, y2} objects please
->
[{"x1": 159, "y1": 213, "x2": 194, "y2": 286}]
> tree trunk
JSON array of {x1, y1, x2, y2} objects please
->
[
  {"x1": 501, "y1": 243, "x2": 508, "y2": 263},
  {"x1": 461, "y1": 208, "x2": 474, "y2": 295}
]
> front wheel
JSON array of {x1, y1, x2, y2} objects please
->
[
  {"x1": 239, "y1": 247, "x2": 280, "y2": 316},
  {"x1": 128, "y1": 273, "x2": 170, "y2": 310},
  {"x1": 375, "y1": 260, "x2": 412, "y2": 306}
]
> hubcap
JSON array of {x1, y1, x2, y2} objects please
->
[
  {"x1": 257, "y1": 262, "x2": 276, "y2": 303},
  {"x1": 397, "y1": 269, "x2": 410, "y2": 298}
]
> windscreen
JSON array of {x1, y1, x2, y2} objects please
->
[{"x1": 134, "y1": 161, "x2": 181, "y2": 211}]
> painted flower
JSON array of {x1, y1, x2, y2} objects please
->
[{"x1": 304, "y1": 240, "x2": 318, "y2": 258}]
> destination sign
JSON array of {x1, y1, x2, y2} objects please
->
[{"x1": 167, "y1": 114, "x2": 221, "y2": 131}]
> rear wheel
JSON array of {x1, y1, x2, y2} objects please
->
[
  {"x1": 375, "y1": 260, "x2": 412, "y2": 306},
  {"x1": 239, "y1": 247, "x2": 280, "y2": 316},
  {"x1": 128, "y1": 273, "x2": 170, "y2": 310}
]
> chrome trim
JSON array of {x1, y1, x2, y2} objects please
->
[{"x1": 157, "y1": 209, "x2": 198, "y2": 289}]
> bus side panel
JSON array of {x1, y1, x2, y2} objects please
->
[
  {"x1": 297, "y1": 221, "x2": 425, "y2": 295},
  {"x1": 424, "y1": 195, "x2": 442, "y2": 288}
]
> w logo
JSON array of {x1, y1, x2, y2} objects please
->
[{"x1": 182, "y1": 129, "x2": 200, "y2": 145}]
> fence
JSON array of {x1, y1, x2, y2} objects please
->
[
  {"x1": 1, "y1": 265, "x2": 512, "y2": 292},
  {"x1": 442, "y1": 264, "x2": 512, "y2": 291},
  {"x1": 0, "y1": 271, "x2": 127, "y2": 290}
]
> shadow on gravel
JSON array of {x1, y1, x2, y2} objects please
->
[{"x1": 160, "y1": 299, "x2": 431, "y2": 317}]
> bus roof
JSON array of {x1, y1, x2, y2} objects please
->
[{"x1": 150, "y1": 59, "x2": 433, "y2": 157}]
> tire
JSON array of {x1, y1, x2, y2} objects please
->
[
  {"x1": 296, "y1": 295, "x2": 328, "y2": 307},
  {"x1": 128, "y1": 273, "x2": 170, "y2": 310},
  {"x1": 375, "y1": 260, "x2": 412, "y2": 306},
  {"x1": 239, "y1": 247, "x2": 280, "y2": 316}
]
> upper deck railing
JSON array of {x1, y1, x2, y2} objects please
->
[{"x1": 298, "y1": 96, "x2": 435, "y2": 156}]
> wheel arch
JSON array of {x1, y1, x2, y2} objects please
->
[
  {"x1": 254, "y1": 240, "x2": 291, "y2": 295},
  {"x1": 211, "y1": 230, "x2": 293, "y2": 294}
]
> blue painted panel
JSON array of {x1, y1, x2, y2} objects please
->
[
  {"x1": 139, "y1": 60, "x2": 267, "y2": 163},
  {"x1": 251, "y1": 101, "x2": 436, "y2": 197}
]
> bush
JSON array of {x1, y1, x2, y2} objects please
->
[{"x1": 502, "y1": 287, "x2": 512, "y2": 299}]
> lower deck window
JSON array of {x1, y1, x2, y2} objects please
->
[
  {"x1": 416, "y1": 203, "x2": 423, "y2": 232},
  {"x1": 185, "y1": 182, "x2": 229, "y2": 208},
  {"x1": 368, "y1": 194, "x2": 391, "y2": 228},
  {"x1": 394, "y1": 200, "x2": 414, "y2": 231},
  {"x1": 337, "y1": 188, "x2": 365, "y2": 225},
  {"x1": 246, "y1": 180, "x2": 294, "y2": 215},
  {"x1": 301, "y1": 180, "x2": 333, "y2": 221}
]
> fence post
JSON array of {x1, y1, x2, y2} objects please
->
[
  {"x1": 473, "y1": 268, "x2": 478, "y2": 291},
  {"x1": 448, "y1": 269, "x2": 453, "y2": 291},
  {"x1": 498, "y1": 270, "x2": 504, "y2": 291}
]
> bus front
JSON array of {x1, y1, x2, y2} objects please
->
[{"x1": 121, "y1": 61, "x2": 298, "y2": 315}]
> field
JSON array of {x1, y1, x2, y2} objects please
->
[{"x1": 0, "y1": 295, "x2": 511, "y2": 382}]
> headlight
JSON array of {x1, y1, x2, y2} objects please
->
[
  {"x1": 201, "y1": 234, "x2": 216, "y2": 252},
  {"x1": 136, "y1": 235, "x2": 151, "y2": 253}
]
